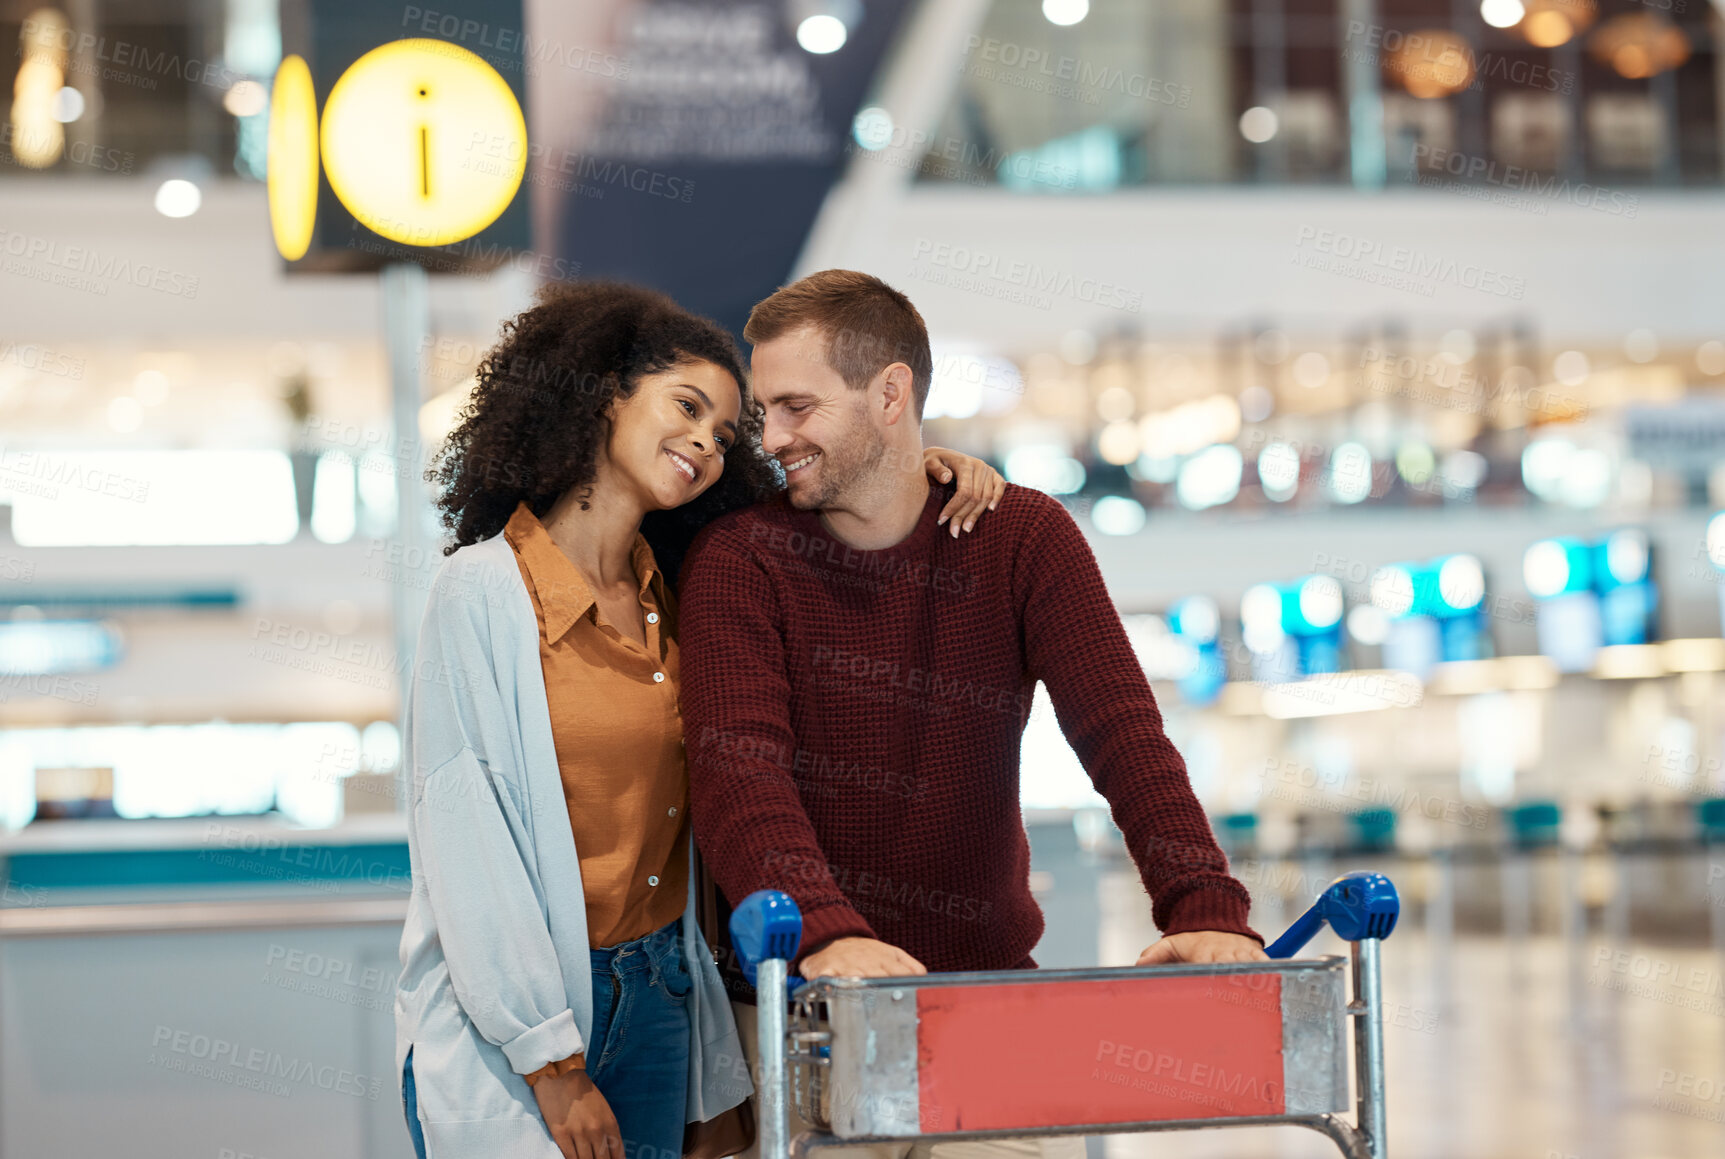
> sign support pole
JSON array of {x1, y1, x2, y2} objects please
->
[{"x1": 382, "y1": 261, "x2": 431, "y2": 730}]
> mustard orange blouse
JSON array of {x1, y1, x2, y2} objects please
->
[{"x1": 503, "y1": 502, "x2": 690, "y2": 952}]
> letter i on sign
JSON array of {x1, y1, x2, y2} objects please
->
[
  {"x1": 418, "y1": 91, "x2": 431, "y2": 198},
  {"x1": 273, "y1": 39, "x2": 527, "y2": 259}
]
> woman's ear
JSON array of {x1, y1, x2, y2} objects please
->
[{"x1": 597, "y1": 378, "x2": 627, "y2": 425}]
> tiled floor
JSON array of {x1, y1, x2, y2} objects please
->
[{"x1": 1082, "y1": 865, "x2": 1725, "y2": 1159}]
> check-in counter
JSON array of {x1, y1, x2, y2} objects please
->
[{"x1": 0, "y1": 817, "x2": 413, "y2": 1159}]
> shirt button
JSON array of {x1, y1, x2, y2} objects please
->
[
  {"x1": 653, "y1": 672, "x2": 665, "y2": 683},
  {"x1": 668, "y1": 806, "x2": 678, "y2": 817},
  {"x1": 648, "y1": 875, "x2": 660, "y2": 887},
  {"x1": 646, "y1": 612, "x2": 659, "y2": 624}
]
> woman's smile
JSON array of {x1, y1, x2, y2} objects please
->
[{"x1": 665, "y1": 447, "x2": 699, "y2": 484}]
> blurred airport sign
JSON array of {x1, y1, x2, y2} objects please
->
[{"x1": 269, "y1": 0, "x2": 529, "y2": 273}]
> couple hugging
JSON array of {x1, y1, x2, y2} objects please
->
[{"x1": 394, "y1": 269, "x2": 1264, "y2": 1159}]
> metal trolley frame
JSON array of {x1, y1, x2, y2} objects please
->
[{"x1": 732, "y1": 872, "x2": 1400, "y2": 1159}]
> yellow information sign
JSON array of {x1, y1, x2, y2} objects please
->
[
  {"x1": 266, "y1": 55, "x2": 319, "y2": 261},
  {"x1": 267, "y1": 39, "x2": 527, "y2": 260}
]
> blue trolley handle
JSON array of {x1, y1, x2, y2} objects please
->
[
  {"x1": 1267, "y1": 871, "x2": 1400, "y2": 1159},
  {"x1": 729, "y1": 888, "x2": 805, "y2": 989},
  {"x1": 730, "y1": 890, "x2": 805, "y2": 1159},
  {"x1": 1266, "y1": 870, "x2": 1400, "y2": 958}
]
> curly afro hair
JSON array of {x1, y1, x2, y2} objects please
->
[{"x1": 429, "y1": 280, "x2": 783, "y2": 586}]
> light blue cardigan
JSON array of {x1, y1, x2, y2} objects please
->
[{"x1": 394, "y1": 532, "x2": 752, "y2": 1157}]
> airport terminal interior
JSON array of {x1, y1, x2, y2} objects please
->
[{"x1": 3, "y1": 0, "x2": 1725, "y2": 1156}]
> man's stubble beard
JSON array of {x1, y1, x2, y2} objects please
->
[{"x1": 790, "y1": 417, "x2": 889, "y2": 512}]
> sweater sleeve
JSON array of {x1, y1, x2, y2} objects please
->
[
  {"x1": 407, "y1": 589, "x2": 586, "y2": 1074},
  {"x1": 678, "y1": 531, "x2": 877, "y2": 963},
  {"x1": 1015, "y1": 499, "x2": 1261, "y2": 944}
]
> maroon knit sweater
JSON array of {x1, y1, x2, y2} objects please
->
[{"x1": 679, "y1": 479, "x2": 1258, "y2": 975}]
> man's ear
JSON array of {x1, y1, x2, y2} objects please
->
[{"x1": 878, "y1": 363, "x2": 917, "y2": 427}]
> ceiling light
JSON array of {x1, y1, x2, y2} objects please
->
[
  {"x1": 1239, "y1": 106, "x2": 1278, "y2": 143},
  {"x1": 796, "y1": 14, "x2": 846, "y2": 53},
  {"x1": 1042, "y1": 0, "x2": 1089, "y2": 27},
  {"x1": 154, "y1": 178, "x2": 202, "y2": 218},
  {"x1": 1480, "y1": 0, "x2": 1525, "y2": 29},
  {"x1": 224, "y1": 79, "x2": 268, "y2": 117}
]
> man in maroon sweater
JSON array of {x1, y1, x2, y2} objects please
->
[{"x1": 680, "y1": 270, "x2": 1264, "y2": 993}]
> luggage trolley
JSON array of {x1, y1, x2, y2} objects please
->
[{"x1": 731, "y1": 872, "x2": 1400, "y2": 1159}]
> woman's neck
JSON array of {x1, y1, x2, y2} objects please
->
[{"x1": 540, "y1": 474, "x2": 649, "y2": 591}]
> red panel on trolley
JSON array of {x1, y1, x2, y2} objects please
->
[{"x1": 915, "y1": 974, "x2": 1286, "y2": 1132}]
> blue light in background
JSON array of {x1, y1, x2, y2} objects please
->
[
  {"x1": 1240, "y1": 577, "x2": 1344, "y2": 679},
  {"x1": 1523, "y1": 528, "x2": 1660, "y2": 664},
  {"x1": 0, "y1": 620, "x2": 123, "y2": 676},
  {"x1": 1523, "y1": 537, "x2": 1593, "y2": 598},
  {"x1": 1369, "y1": 554, "x2": 1490, "y2": 676},
  {"x1": 1168, "y1": 596, "x2": 1225, "y2": 706}
]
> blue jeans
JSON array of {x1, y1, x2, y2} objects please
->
[
  {"x1": 586, "y1": 918, "x2": 693, "y2": 1158},
  {"x1": 401, "y1": 1046, "x2": 427, "y2": 1159},
  {"x1": 402, "y1": 918, "x2": 691, "y2": 1159}
]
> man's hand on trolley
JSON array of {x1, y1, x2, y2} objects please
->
[
  {"x1": 1136, "y1": 930, "x2": 1269, "y2": 966},
  {"x1": 799, "y1": 936, "x2": 928, "y2": 979}
]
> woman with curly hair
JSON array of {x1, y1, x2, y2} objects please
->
[{"x1": 394, "y1": 280, "x2": 1002, "y2": 1159}]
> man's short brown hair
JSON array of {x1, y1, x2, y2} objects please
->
[{"x1": 743, "y1": 269, "x2": 933, "y2": 417}]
